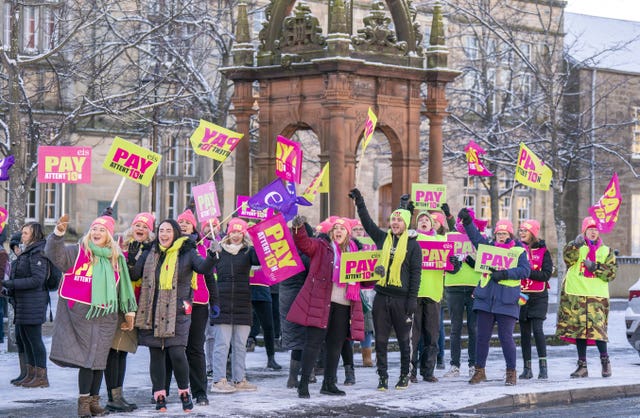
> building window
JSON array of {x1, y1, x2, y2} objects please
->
[
  {"x1": 166, "y1": 139, "x2": 178, "y2": 176},
  {"x1": 517, "y1": 196, "x2": 530, "y2": 223},
  {"x1": 26, "y1": 184, "x2": 37, "y2": 220},
  {"x1": 25, "y1": 181, "x2": 58, "y2": 224},
  {"x1": 464, "y1": 36, "x2": 478, "y2": 60},
  {"x1": 2, "y1": 4, "x2": 10, "y2": 48},
  {"x1": 463, "y1": 177, "x2": 476, "y2": 189},
  {"x1": 479, "y1": 195, "x2": 491, "y2": 220},
  {"x1": 183, "y1": 145, "x2": 195, "y2": 177},
  {"x1": 22, "y1": 5, "x2": 40, "y2": 52},
  {"x1": 500, "y1": 175, "x2": 514, "y2": 191},
  {"x1": 463, "y1": 195, "x2": 476, "y2": 211},
  {"x1": 168, "y1": 180, "x2": 178, "y2": 219},
  {"x1": 632, "y1": 107, "x2": 640, "y2": 157},
  {"x1": 499, "y1": 197, "x2": 511, "y2": 219}
]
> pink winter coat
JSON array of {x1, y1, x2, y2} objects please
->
[{"x1": 286, "y1": 226, "x2": 365, "y2": 341}]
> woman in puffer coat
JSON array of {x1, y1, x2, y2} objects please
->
[
  {"x1": 288, "y1": 216, "x2": 366, "y2": 399},
  {"x1": 1, "y1": 223, "x2": 49, "y2": 388},
  {"x1": 131, "y1": 219, "x2": 218, "y2": 413}
]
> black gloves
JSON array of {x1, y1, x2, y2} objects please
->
[
  {"x1": 442, "y1": 203, "x2": 451, "y2": 218},
  {"x1": 209, "y1": 305, "x2": 220, "y2": 325},
  {"x1": 457, "y1": 208, "x2": 472, "y2": 226},
  {"x1": 405, "y1": 297, "x2": 418, "y2": 316},
  {"x1": 465, "y1": 255, "x2": 476, "y2": 268},
  {"x1": 1, "y1": 279, "x2": 14, "y2": 289},
  {"x1": 399, "y1": 194, "x2": 415, "y2": 215},
  {"x1": 583, "y1": 259, "x2": 598, "y2": 273},
  {"x1": 449, "y1": 256, "x2": 461, "y2": 274},
  {"x1": 291, "y1": 215, "x2": 306, "y2": 229},
  {"x1": 489, "y1": 268, "x2": 508, "y2": 281},
  {"x1": 348, "y1": 188, "x2": 364, "y2": 205},
  {"x1": 574, "y1": 234, "x2": 585, "y2": 248},
  {"x1": 127, "y1": 241, "x2": 141, "y2": 266},
  {"x1": 101, "y1": 206, "x2": 114, "y2": 217},
  {"x1": 374, "y1": 265, "x2": 386, "y2": 277}
]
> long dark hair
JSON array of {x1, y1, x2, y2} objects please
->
[
  {"x1": 155, "y1": 219, "x2": 182, "y2": 249},
  {"x1": 21, "y1": 222, "x2": 45, "y2": 245}
]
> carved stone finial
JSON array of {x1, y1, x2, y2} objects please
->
[
  {"x1": 279, "y1": 2, "x2": 326, "y2": 60},
  {"x1": 427, "y1": 1, "x2": 448, "y2": 68},
  {"x1": 351, "y1": 1, "x2": 407, "y2": 54},
  {"x1": 329, "y1": 0, "x2": 348, "y2": 34},
  {"x1": 232, "y1": 1, "x2": 254, "y2": 66}
]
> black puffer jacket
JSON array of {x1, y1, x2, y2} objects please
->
[
  {"x1": 211, "y1": 240, "x2": 260, "y2": 326},
  {"x1": 6, "y1": 240, "x2": 49, "y2": 325}
]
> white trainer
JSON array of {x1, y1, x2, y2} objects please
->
[
  {"x1": 468, "y1": 366, "x2": 476, "y2": 378},
  {"x1": 210, "y1": 378, "x2": 237, "y2": 394},
  {"x1": 443, "y1": 365, "x2": 460, "y2": 377}
]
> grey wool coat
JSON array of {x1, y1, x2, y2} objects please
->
[{"x1": 45, "y1": 233, "x2": 120, "y2": 370}]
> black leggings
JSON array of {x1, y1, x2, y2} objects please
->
[
  {"x1": 19, "y1": 324, "x2": 47, "y2": 368},
  {"x1": 252, "y1": 300, "x2": 276, "y2": 356},
  {"x1": 576, "y1": 338, "x2": 607, "y2": 358},
  {"x1": 520, "y1": 318, "x2": 547, "y2": 361},
  {"x1": 78, "y1": 368, "x2": 103, "y2": 396},
  {"x1": 149, "y1": 346, "x2": 190, "y2": 393},
  {"x1": 104, "y1": 349, "x2": 127, "y2": 391}
]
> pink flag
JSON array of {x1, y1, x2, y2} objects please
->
[
  {"x1": 589, "y1": 173, "x2": 621, "y2": 233},
  {"x1": 0, "y1": 207, "x2": 7, "y2": 234},
  {"x1": 275, "y1": 136, "x2": 303, "y2": 184},
  {"x1": 247, "y1": 214, "x2": 305, "y2": 284},
  {"x1": 192, "y1": 182, "x2": 221, "y2": 223},
  {"x1": 464, "y1": 140, "x2": 493, "y2": 177}
]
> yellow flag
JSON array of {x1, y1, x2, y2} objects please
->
[
  {"x1": 301, "y1": 163, "x2": 329, "y2": 204},
  {"x1": 317, "y1": 162, "x2": 330, "y2": 193},
  {"x1": 189, "y1": 119, "x2": 243, "y2": 162},
  {"x1": 514, "y1": 143, "x2": 552, "y2": 190},
  {"x1": 361, "y1": 108, "x2": 378, "y2": 153}
]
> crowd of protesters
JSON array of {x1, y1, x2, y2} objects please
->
[{"x1": 0, "y1": 187, "x2": 617, "y2": 417}]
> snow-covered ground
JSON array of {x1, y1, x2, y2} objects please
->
[{"x1": 1, "y1": 294, "x2": 638, "y2": 417}]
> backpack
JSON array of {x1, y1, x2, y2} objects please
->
[{"x1": 44, "y1": 259, "x2": 62, "y2": 291}]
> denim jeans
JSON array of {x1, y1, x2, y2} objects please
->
[
  {"x1": 212, "y1": 324, "x2": 250, "y2": 383},
  {"x1": 445, "y1": 286, "x2": 477, "y2": 368}
]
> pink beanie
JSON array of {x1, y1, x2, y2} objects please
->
[
  {"x1": 316, "y1": 220, "x2": 333, "y2": 234},
  {"x1": 332, "y1": 218, "x2": 352, "y2": 235},
  {"x1": 91, "y1": 216, "x2": 115, "y2": 236},
  {"x1": 177, "y1": 209, "x2": 198, "y2": 230},
  {"x1": 132, "y1": 212, "x2": 155, "y2": 231},
  {"x1": 201, "y1": 218, "x2": 220, "y2": 231},
  {"x1": 227, "y1": 218, "x2": 248, "y2": 235},
  {"x1": 494, "y1": 219, "x2": 514, "y2": 235},
  {"x1": 520, "y1": 219, "x2": 540, "y2": 238},
  {"x1": 431, "y1": 212, "x2": 446, "y2": 227},
  {"x1": 581, "y1": 216, "x2": 597, "y2": 233}
]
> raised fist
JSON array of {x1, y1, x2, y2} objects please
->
[{"x1": 56, "y1": 214, "x2": 69, "y2": 235}]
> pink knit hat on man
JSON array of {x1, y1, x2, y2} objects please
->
[
  {"x1": 494, "y1": 219, "x2": 514, "y2": 236},
  {"x1": 132, "y1": 212, "x2": 155, "y2": 231},
  {"x1": 581, "y1": 216, "x2": 598, "y2": 233},
  {"x1": 91, "y1": 216, "x2": 115, "y2": 236}
]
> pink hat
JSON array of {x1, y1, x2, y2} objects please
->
[
  {"x1": 431, "y1": 212, "x2": 446, "y2": 227},
  {"x1": 332, "y1": 218, "x2": 352, "y2": 235},
  {"x1": 91, "y1": 216, "x2": 115, "y2": 236},
  {"x1": 350, "y1": 218, "x2": 362, "y2": 229},
  {"x1": 201, "y1": 218, "x2": 220, "y2": 231},
  {"x1": 177, "y1": 209, "x2": 198, "y2": 230},
  {"x1": 582, "y1": 216, "x2": 597, "y2": 233},
  {"x1": 520, "y1": 219, "x2": 540, "y2": 238},
  {"x1": 132, "y1": 212, "x2": 155, "y2": 231},
  {"x1": 494, "y1": 219, "x2": 514, "y2": 235},
  {"x1": 227, "y1": 218, "x2": 248, "y2": 235},
  {"x1": 316, "y1": 220, "x2": 333, "y2": 234}
]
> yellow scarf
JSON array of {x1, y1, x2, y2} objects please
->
[
  {"x1": 159, "y1": 236, "x2": 194, "y2": 290},
  {"x1": 377, "y1": 230, "x2": 408, "y2": 287}
]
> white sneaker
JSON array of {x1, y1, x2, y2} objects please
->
[
  {"x1": 210, "y1": 378, "x2": 237, "y2": 393},
  {"x1": 443, "y1": 365, "x2": 460, "y2": 377},
  {"x1": 234, "y1": 379, "x2": 257, "y2": 391},
  {"x1": 468, "y1": 366, "x2": 476, "y2": 378}
]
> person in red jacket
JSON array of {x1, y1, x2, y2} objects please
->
[{"x1": 288, "y1": 216, "x2": 366, "y2": 399}]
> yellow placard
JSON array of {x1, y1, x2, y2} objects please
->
[
  {"x1": 189, "y1": 119, "x2": 243, "y2": 162},
  {"x1": 102, "y1": 137, "x2": 161, "y2": 187},
  {"x1": 340, "y1": 250, "x2": 381, "y2": 283}
]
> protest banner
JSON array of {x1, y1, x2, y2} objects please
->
[
  {"x1": 102, "y1": 137, "x2": 161, "y2": 187},
  {"x1": 411, "y1": 183, "x2": 447, "y2": 210},
  {"x1": 249, "y1": 266, "x2": 271, "y2": 286},
  {"x1": 0, "y1": 207, "x2": 7, "y2": 234},
  {"x1": 237, "y1": 195, "x2": 274, "y2": 220},
  {"x1": 358, "y1": 236, "x2": 377, "y2": 251},
  {"x1": 247, "y1": 214, "x2": 304, "y2": 284},
  {"x1": 418, "y1": 240, "x2": 454, "y2": 271},
  {"x1": 189, "y1": 119, "x2": 243, "y2": 162},
  {"x1": 0, "y1": 155, "x2": 15, "y2": 181},
  {"x1": 192, "y1": 182, "x2": 221, "y2": 223},
  {"x1": 447, "y1": 232, "x2": 476, "y2": 257},
  {"x1": 475, "y1": 244, "x2": 520, "y2": 273},
  {"x1": 589, "y1": 172, "x2": 621, "y2": 233},
  {"x1": 38, "y1": 146, "x2": 92, "y2": 184},
  {"x1": 275, "y1": 135, "x2": 303, "y2": 184},
  {"x1": 339, "y1": 250, "x2": 381, "y2": 284},
  {"x1": 465, "y1": 140, "x2": 493, "y2": 177},
  {"x1": 514, "y1": 143, "x2": 552, "y2": 191},
  {"x1": 300, "y1": 162, "x2": 329, "y2": 204}
]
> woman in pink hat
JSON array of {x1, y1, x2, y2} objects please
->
[
  {"x1": 288, "y1": 216, "x2": 366, "y2": 399},
  {"x1": 517, "y1": 219, "x2": 553, "y2": 380},
  {"x1": 45, "y1": 214, "x2": 138, "y2": 418},
  {"x1": 209, "y1": 218, "x2": 261, "y2": 394},
  {"x1": 556, "y1": 216, "x2": 617, "y2": 379}
]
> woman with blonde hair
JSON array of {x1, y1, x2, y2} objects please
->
[{"x1": 45, "y1": 214, "x2": 137, "y2": 418}]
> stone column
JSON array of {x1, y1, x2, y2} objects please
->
[{"x1": 231, "y1": 81, "x2": 254, "y2": 198}]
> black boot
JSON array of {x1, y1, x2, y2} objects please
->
[
  {"x1": 298, "y1": 375, "x2": 310, "y2": 399},
  {"x1": 320, "y1": 377, "x2": 346, "y2": 396},
  {"x1": 287, "y1": 359, "x2": 301, "y2": 389},
  {"x1": 538, "y1": 359, "x2": 548, "y2": 379},
  {"x1": 267, "y1": 355, "x2": 282, "y2": 370},
  {"x1": 519, "y1": 360, "x2": 533, "y2": 379},
  {"x1": 106, "y1": 387, "x2": 133, "y2": 412},
  {"x1": 343, "y1": 365, "x2": 355, "y2": 386}
]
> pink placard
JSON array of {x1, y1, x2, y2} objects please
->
[
  {"x1": 275, "y1": 135, "x2": 303, "y2": 184},
  {"x1": 237, "y1": 195, "x2": 274, "y2": 220},
  {"x1": 192, "y1": 182, "x2": 221, "y2": 222},
  {"x1": 247, "y1": 214, "x2": 304, "y2": 285},
  {"x1": 446, "y1": 232, "x2": 476, "y2": 258},
  {"x1": 418, "y1": 240, "x2": 454, "y2": 271},
  {"x1": 249, "y1": 267, "x2": 271, "y2": 286},
  {"x1": 38, "y1": 146, "x2": 92, "y2": 184}
]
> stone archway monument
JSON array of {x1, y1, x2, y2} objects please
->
[{"x1": 224, "y1": 0, "x2": 458, "y2": 217}]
